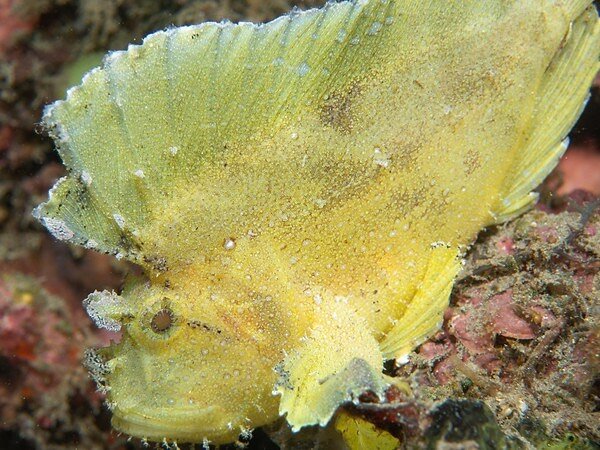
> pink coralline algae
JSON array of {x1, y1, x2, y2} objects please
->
[
  {"x1": 376, "y1": 195, "x2": 600, "y2": 446},
  {"x1": 0, "y1": 0, "x2": 37, "y2": 55},
  {"x1": 0, "y1": 273, "x2": 118, "y2": 449}
]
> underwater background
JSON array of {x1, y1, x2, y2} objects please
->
[{"x1": 0, "y1": 0, "x2": 599, "y2": 449}]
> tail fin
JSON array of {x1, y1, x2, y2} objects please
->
[{"x1": 493, "y1": 4, "x2": 599, "y2": 223}]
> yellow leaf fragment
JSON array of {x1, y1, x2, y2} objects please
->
[{"x1": 335, "y1": 411, "x2": 400, "y2": 450}]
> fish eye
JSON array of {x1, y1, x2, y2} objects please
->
[
  {"x1": 150, "y1": 307, "x2": 175, "y2": 334},
  {"x1": 134, "y1": 299, "x2": 180, "y2": 344}
]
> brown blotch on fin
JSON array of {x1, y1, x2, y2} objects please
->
[
  {"x1": 319, "y1": 83, "x2": 362, "y2": 133},
  {"x1": 143, "y1": 255, "x2": 168, "y2": 273},
  {"x1": 463, "y1": 148, "x2": 482, "y2": 175}
]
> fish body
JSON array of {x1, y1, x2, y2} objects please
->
[{"x1": 35, "y1": 0, "x2": 599, "y2": 444}]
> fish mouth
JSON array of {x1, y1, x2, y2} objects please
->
[{"x1": 111, "y1": 404, "x2": 241, "y2": 444}]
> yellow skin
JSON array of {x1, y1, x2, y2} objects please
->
[{"x1": 36, "y1": 0, "x2": 599, "y2": 445}]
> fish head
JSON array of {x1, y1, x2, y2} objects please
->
[{"x1": 84, "y1": 279, "x2": 281, "y2": 444}]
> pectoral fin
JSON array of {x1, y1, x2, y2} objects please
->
[{"x1": 275, "y1": 306, "x2": 387, "y2": 431}]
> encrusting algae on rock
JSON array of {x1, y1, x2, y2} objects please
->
[{"x1": 34, "y1": 0, "x2": 599, "y2": 446}]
